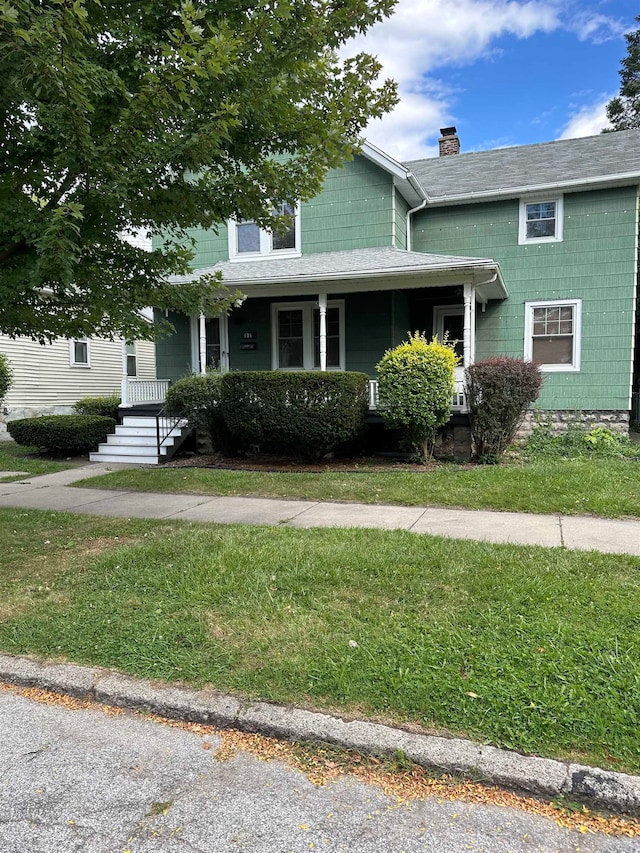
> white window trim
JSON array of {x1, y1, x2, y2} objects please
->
[
  {"x1": 524, "y1": 298, "x2": 582, "y2": 373},
  {"x1": 271, "y1": 300, "x2": 345, "y2": 371},
  {"x1": 69, "y1": 338, "x2": 90, "y2": 368},
  {"x1": 518, "y1": 196, "x2": 563, "y2": 245},
  {"x1": 228, "y1": 204, "x2": 301, "y2": 262}
]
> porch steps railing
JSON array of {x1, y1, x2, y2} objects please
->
[
  {"x1": 368, "y1": 379, "x2": 467, "y2": 413},
  {"x1": 89, "y1": 414, "x2": 190, "y2": 465}
]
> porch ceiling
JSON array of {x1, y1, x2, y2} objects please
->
[{"x1": 171, "y1": 246, "x2": 508, "y2": 301}]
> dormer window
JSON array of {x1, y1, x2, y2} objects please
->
[
  {"x1": 519, "y1": 197, "x2": 563, "y2": 244},
  {"x1": 229, "y1": 201, "x2": 300, "y2": 260}
]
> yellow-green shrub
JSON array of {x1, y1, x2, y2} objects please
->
[{"x1": 376, "y1": 332, "x2": 457, "y2": 461}]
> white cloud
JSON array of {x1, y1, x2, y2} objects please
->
[
  {"x1": 570, "y1": 12, "x2": 627, "y2": 44},
  {"x1": 344, "y1": 0, "x2": 562, "y2": 159},
  {"x1": 342, "y1": 0, "x2": 634, "y2": 160},
  {"x1": 559, "y1": 97, "x2": 612, "y2": 138}
]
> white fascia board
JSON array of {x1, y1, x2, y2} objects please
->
[
  {"x1": 361, "y1": 140, "x2": 428, "y2": 207},
  {"x1": 427, "y1": 172, "x2": 640, "y2": 207}
]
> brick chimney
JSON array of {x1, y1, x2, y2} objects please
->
[{"x1": 438, "y1": 126, "x2": 460, "y2": 156}]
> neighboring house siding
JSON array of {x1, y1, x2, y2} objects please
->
[
  {"x1": 154, "y1": 311, "x2": 193, "y2": 382},
  {"x1": 1, "y1": 336, "x2": 155, "y2": 408},
  {"x1": 412, "y1": 186, "x2": 638, "y2": 411}
]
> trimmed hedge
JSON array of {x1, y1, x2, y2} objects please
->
[
  {"x1": 0, "y1": 352, "x2": 12, "y2": 406},
  {"x1": 164, "y1": 373, "x2": 231, "y2": 452},
  {"x1": 220, "y1": 371, "x2": 369, "y2": 460},
  {"x1": 465, "y1": 357, "x2": 543, "y2": 461},
  {"x1": 73, "y1": 395, "x2": 121, "y2": 421},
  {"x1": 376, "y1": 333, "x2": 457, "y2": 461},
  {"x1": 7, "y1": 415, "x2": 116, "y2": 455}
]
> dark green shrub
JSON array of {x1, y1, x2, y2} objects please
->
[
  {"x1": 164, "y1": 373, "x2": 232, "y2": 452},
  {"x1": 220, "y1": 371, "x2": 369, "y2": 460},
  {"x1": 73, "y1": 395, "x2": 121, "y2": 420},
  {"x1": 376, "y1": 332, "x2": 457, "y2": 461},
  {"x1": 0, "y1": 353, "x2": 12, "y2": 406},
  {"x1": 7, "y1": 415, "x2": 116, "y2": 454},
  {"x1": 465, "y1": 358, "x2": 543, "y2": 461}
]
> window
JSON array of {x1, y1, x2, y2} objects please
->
[
  {"x1": 70, "y1": 339, "x2": 89, "y2": 367},
  {"x1": 272, "y1": 301, "x2": 344, "y2": 370},
  {"x1": 519, "y1": 197, "x2": 563, "y2": 244},
  {"x1": 125, "y1": 342, "x2": 137, "y2": 377},
  {"x1": 229, "y1": 201, "x2": 300, "y2": 260},
  {"x1": 524, "y1": 299, "x2": 581, "y2": 372}
]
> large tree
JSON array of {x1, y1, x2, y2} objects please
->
[
  {"x1": 606, "y1": 15, "x2": 640, "y2": 131},
  {"x1": 0, "y1": 0, "x2": 396, "y2": 341}
]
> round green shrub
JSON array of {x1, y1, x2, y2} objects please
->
[
  {"x1": 0, "y1": 353, "x2": 13, "y2": 406},
  {"x1": 73, "y1": 395, "x2": 121, "y2": 421},
  {"x1": 220, "y1": 371, "x2": 369, "y2": 460},
  {"x1": 376, "y1": 332, "x2": 457, "y2": 461},
  {"x1": 7, "y1": 415, "x2": 116, "y2": 455}
]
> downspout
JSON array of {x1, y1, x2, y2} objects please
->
[{"x1": 405, "y1": 198, "x2": 427, "y2": 252}]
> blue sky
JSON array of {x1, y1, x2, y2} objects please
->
[{"x1": 345, "y1": 0, "x2": 637, "y2": 160}]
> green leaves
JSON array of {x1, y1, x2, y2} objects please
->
[{"x1": 0, "y1": 0, "x2": 397, "y2": 341}]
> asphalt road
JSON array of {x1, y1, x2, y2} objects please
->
[{"x1": 0, "y1": 689, "x2": 635, "y2": 853}]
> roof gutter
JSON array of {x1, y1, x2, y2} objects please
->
[{"x1": 427, "y1": 171, "x2": 640, "y2": 207}]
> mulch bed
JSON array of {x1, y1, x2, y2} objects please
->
[{"x1": 165, "y1": 451, "x2": 463, "y2": 474}]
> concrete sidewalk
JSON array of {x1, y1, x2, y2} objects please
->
[{"x1": 0, "y1": 463, "x2": 639, "y2": 554}]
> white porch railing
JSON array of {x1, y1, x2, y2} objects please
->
[
  {"x1": 368, "y1": 378, "x2": 467, "y2": 413},
  {"x1": 121, "y1": 378, "x2": 170, "y2": 407}
]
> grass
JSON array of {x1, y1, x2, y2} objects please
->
[
  {"x1": 0, "y1": 440, "x2": 77, "y2": 480},
  {"x1": 78, "y1": 456, "x2": 640, "y2": 518},
  {"x1": 2, "y1": 506, "x2": 640, "y2": 773}
]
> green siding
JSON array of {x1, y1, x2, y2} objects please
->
[
  {"x1": 345, "y1": 291, "x2": 409, "y2": 376},
  {"x1": 412, "y1": 187, "x2": 638, "y2": 411},
  {"x1": 228, "y1": 298, "x2": 273, "y2": 371},
  {"x1": 155, "y1": 311, "x2": 193, "y2": 382},
  {"x1": 303, "y1": 157, "x2": 395, "y2": 254},
  {"x1": 394, "y1": 192, "x2": 409, "y2": 250}
]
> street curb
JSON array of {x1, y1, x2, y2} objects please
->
[{"x1": 2, "y1": 653, "x2": 640, "y2": 815}]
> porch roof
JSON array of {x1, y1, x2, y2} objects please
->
[{"x1": 172, "y1": 246, "x2": 508, "y2": 301}]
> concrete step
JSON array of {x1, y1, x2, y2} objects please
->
[
  {"x1": 89, "y1": 452, "x2": 161, "y2": 465},
  {"x1": 106, "y1": 434, "x2": 178, "y2": 447},
  {"x1": 120, "y1": 416, "x2": 187, "y2": 429}
]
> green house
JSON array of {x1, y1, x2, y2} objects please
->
[{"x1": 154, "y1": 127, "x2": 640, "y2": 434}]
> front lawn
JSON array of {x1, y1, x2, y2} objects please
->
[
  {"x1": 2, "y1": 506, "x2": 640, "y2": 773},
  {"x1": 79, "y1": 456, "x2": 640, "y2": 517},
  {"x1": 0, "y1": 440, "x2": 77, "y2": 479}
]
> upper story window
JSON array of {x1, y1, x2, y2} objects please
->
[
  {"x1": 70, "y1": 339, "x2": 90, "y2": 368},
  {"x1": 524, "y1": 299, "x2": 581, "y2": 372},
  {"x1": 519, "y1": 197, "x2": 563, "y2": 244},
  {"x1": 229, "y1": 201, "x2": 300, "y2": 261}
]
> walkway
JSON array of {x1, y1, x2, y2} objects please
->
[{"x1": 1, "y1": 464, "x2": 639, "y2": 555}]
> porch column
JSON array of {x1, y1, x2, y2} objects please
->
[
  {"x1": 462, "y1": 284, "x2": 475, "y2": 368},
  {"x1": 120, "y1": 338, "x2": 129, "y2": 406},
  {"x1": 198, "y1": 313, "x2": 207, "y2": 374},
  {"x1": 220, "y1": 314, "x2": 230, "y2": 373},
  {"x1": 318, "y1": 293, "x2": 327, "y2": 372}
]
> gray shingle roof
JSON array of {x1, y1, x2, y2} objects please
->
[
  {"x1": 405, "y1": 129, "x2": 640, "y2": 203},
  {"x1": 178, "y1": 245, "x2": 497, "y2": 285}
]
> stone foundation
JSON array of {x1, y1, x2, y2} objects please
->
[
  {"x1": 517, "y1": 409, "x2": 630, "y2": 440},
  {"x1": 0, "y1": 405, "x2": 73, "y2": 440}
]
